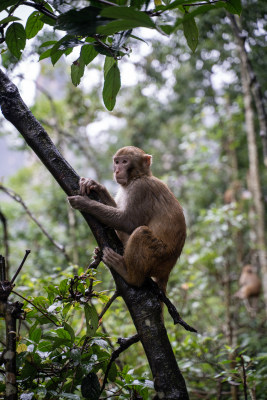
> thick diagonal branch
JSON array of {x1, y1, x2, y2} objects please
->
[{"x1": 0, "y1": 68, "x2": 190, "y2": 399}]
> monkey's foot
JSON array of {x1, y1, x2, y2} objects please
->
[{"x1": 103, "y1": 247, "x2": 125, "y2": 270}]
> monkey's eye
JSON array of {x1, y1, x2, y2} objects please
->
[
  {"x1": 122, "y1": 159, "x2": 128, "y2": 164},
  {"x1": 114, "y1": 160, "x2": 119, "y2": 164}
]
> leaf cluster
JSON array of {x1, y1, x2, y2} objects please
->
[
  {"x1": 1, "y1": 0, "x2": 242, "y2": 109},
  {"x1": 0, "y1": 269, "x2": 154, "y2": 399}
]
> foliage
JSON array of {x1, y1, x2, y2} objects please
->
[
  {"x1": 0, "y1": 0, "x2": 242, "y2": 109},
  {"x1": 0, "y1": 268, "x2": 155, "y2": 399}
]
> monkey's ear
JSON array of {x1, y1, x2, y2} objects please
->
[{"x1": 144, "y1": 154, "x2": 152, "y2": 166}]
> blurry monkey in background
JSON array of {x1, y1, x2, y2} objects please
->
[
  {"x1": 234, "y1": 264, "x2": 261, "y2": 316},
  {"x1": 68, "y1": 146, "x2": 186, "y2": 294},
  {"x1": 223, "y1": 180, "x2": 242, "y2": 204}
]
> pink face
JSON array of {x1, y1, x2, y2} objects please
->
[{"x1": 113, "y1": 156, "x2": 130, "y2": 185}]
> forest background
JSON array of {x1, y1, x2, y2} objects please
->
[{"x1": 0, "y1": 0, "x2": 267, "y2": 399}]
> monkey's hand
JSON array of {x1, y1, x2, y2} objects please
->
[
  {"x1": 79, "y1": 177, "x2": 116, "y2": 207},
  {"x1": 79, "y1": 177, "x2": 104, "y2": 196},
  {"x1": 68, "y1": 195, "x2": 93, "y2": 211}
]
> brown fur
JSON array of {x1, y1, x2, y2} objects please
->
[
  {"x1": 68, "y1": 146, "x2": 186, "y2": 293},
  {"x1": 235, "y1": 265, "x2": 261, "y2": 299}
]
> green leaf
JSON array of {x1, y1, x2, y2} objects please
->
[
  {"x1": 104, "y1": 56, "x2": 116, "y2": 78},
  {"x1": 5, "y1": 23, "x2": 26, "y2": 59},
  {"x1": 159, "y1": 24, "x2": 174, "y2": 35},
  {"x1": 0, "y1": 16, "x2": 20, "y2": 24},
  {"x1": 71, "y1": 57, "x2": 85, "y2": 86},
  {"x1": 29, "y1": 326, "x2": 42, "y2": 343},
  {"x1": 40, "y1": 14, "x2": 56, "y2": 26},
  {"x1": 157, "y1": 0, "x2": 205, "y2": 11},
  {"x1": 107, "y1": 362, "x2": 117, "y2": 382},
  {"x1": 62, "y1": 302, "x2": 72, "y2": 316},
  {"x1": 100, "y1": 6, "x2": 155, "y2": 28},
  {"x1": 63, "y1": 322, "x2": 75, "y2": 342},
  {"x1": 84, "y1": 304, "x2": 99, "y2": 336},
  {"x1": 51, "y1": 49, "x2": 63, "y2": 64},
  {"x1": 81, "y1": 372, "x2": 101, "y2": 400},
  {"x1": 81, "y1": 44, "x2": 98, "y2": 65},
  {"x1": 93, "y1": 43, "x2": 114, "y2": 57},
  {"x1": 38, "y1": 340, "x2": 53, "y2": 352},
  {"x1": 40, "y1": 40, "x2": 57, "y2": 48},
  {"x1": 0, "y1": 0, "x2": 17, "y2": 12},
  {"x1": 223, "y1": 0, "x2": 242, "y2": 15},
  {"x1": 183, "y1": 17, "x2": 198, "y2": 52},
  {"x1": 102, "y1": 63, "x2": 121, "y2": 111},
  {"x1": 25, "y1": 11, "x2": 44, "y2": 39},
  {"x1": 175, "y1": 4, "x2": 218, "y2": 29},
  {"x1": 58, "y1": 278, "x2": 69, "y2": 295},
  {"x1": 20, "y1": 361, "x2": 38, "y2": 380},
  {"x1": 98, "y1": 19, "x2": 148, "y2": 35},
  {"x1": 53, "y1": 328, "x2": 72, "y2": 341},
  {"x1": 56, "y1": 6, "x2": 110, "y2": 36},
  {"x1": 130, "y1": 34, "x2": 149, "y2": 45},
  {"x1": 48, "y1": 35, "x2": 77, "y2": 65},
  {"x1": 39, "y1": 48, "x2": 52, "y2": 61}
]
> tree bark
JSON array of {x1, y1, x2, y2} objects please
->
[
  {"x1": 229, "y1": 14, "x2": 267, "y2": 167},
  {"x1": 228, "y1": 16, "x2": 267, "y2": 317},
  {"x1": 0, "y1": 68, "x2": 190, "y2": 399}
]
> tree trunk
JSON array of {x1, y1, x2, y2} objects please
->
[
  {"x1": 0, "y1": 68, "x2": 190, "y2": 399},
  {"x1": 229, "y1": 16, "x2": 267, "y2": 317},
  {"x1": 229, "y1": 14, "x2": 267, "y2": 167}
]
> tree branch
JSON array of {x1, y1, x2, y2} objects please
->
[
  {"x1": 100, "y1": 333, "x2": 140, "y2": 394},
  {"x1": 0, "y1": 210, "x2": 10, "y2": 279},
  {"x1": 0, "y1": 184, "x2": 71, "y2": 263},
  {"x1": 22, "y1": 1, "x2": 57, "y2": 20}
]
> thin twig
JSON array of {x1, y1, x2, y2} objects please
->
[
  {"x1": 12, "y1": 290, "x2": 59, "y2": 327},
  {"x1": 99, "y1": 291, "x2": 119, "y2": 320},
  {"x1": 0, "y1": 185, "x2": 71, "y2": 262},
  {"x1": 0, "y1": 210, "x2": 9, "y2": 278},
  {"x1": 100, "y1": 334, "x2": 140, "y2": 394},
  {"x1": 22, "y1": 1, "x2": 57, "y2": 19},
  {"x1": 240, "y1": 355, "x2": 248, "y2": 400},
  {"x1": 10, "y1": 250, "x2": 31, "y2": 284},
  {"x1": 183, "y1": 0, "x2": 221, "y2": 6}
]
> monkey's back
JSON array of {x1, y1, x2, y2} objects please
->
[{"x1": 144, "y1": 176, "x2": 186, "y2": 256}]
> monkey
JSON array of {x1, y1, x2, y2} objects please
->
[
  {"x1": 68, "y1": 146, "x2": 186, "y2": 294},
  {"x1": 234, "y1": 265, "x2": 261, "y2": 316},
  {"x1": 223, "y1": 180, "x2": 242, "y2": 204}
]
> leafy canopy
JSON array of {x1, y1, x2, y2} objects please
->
[{"x1": 0, "y1": 0, "x2": 242, "y2": 110}]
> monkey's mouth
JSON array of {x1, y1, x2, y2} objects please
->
[{"x1": 115, "y1": 177, "x2": 127, "y2": 185}]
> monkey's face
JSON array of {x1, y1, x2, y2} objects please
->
[
  {"x1": 113, "y1": 147, "x2": 152, "y2": 186},
  {"x1": 113, "y1": 156, "x2": 131, "y2": 186}
]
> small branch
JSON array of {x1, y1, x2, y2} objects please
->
[
  {"x1": 93, "y1": 0, "x2": 118, "y2": 6},
  {"x1": 4, "y1": 303, "x2": 18, "y2": 400},
  {"x1": 0, "y1": 255, "x2": 6, "y2": 281},
  {"x1": 0, "y1": 185, "x2": 71, "y2": 262},
  {"x1": 10, "y1": 250, "x2": 31, "y2": 285},
  {"x1": 12, "y1": 290, "x2": 59, "y2": 327},
  {"x1": 100, "y1": 333, "x2": 140, "y2": 394},
  {"x1": 240, "y1": 355, "x2": 248, "y2": 400},
  {"x1": 148, "y1": 0, "x2": 222, "y2": 15},
  {"x1": 99, "y1": 291, "x2": 119, "y2": 320},
  {"x1": 183, "y1": 0, "x2": 221, "y2": 5},
  {"x1": 87, "y1": 248, "x2": 103, "y2": 270},
  {"x1": 93, "y1": 35, "x2": 117, "y2": 58},
  {"x1": 22, "y1": 1, "x2": 57, "y2": 20},
  {"x1": 147, "y1": 279, "x2": 197, "y2": 332},
  {"x1": 0, "y1": 210, "x2": 9, "y2": 279}
]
